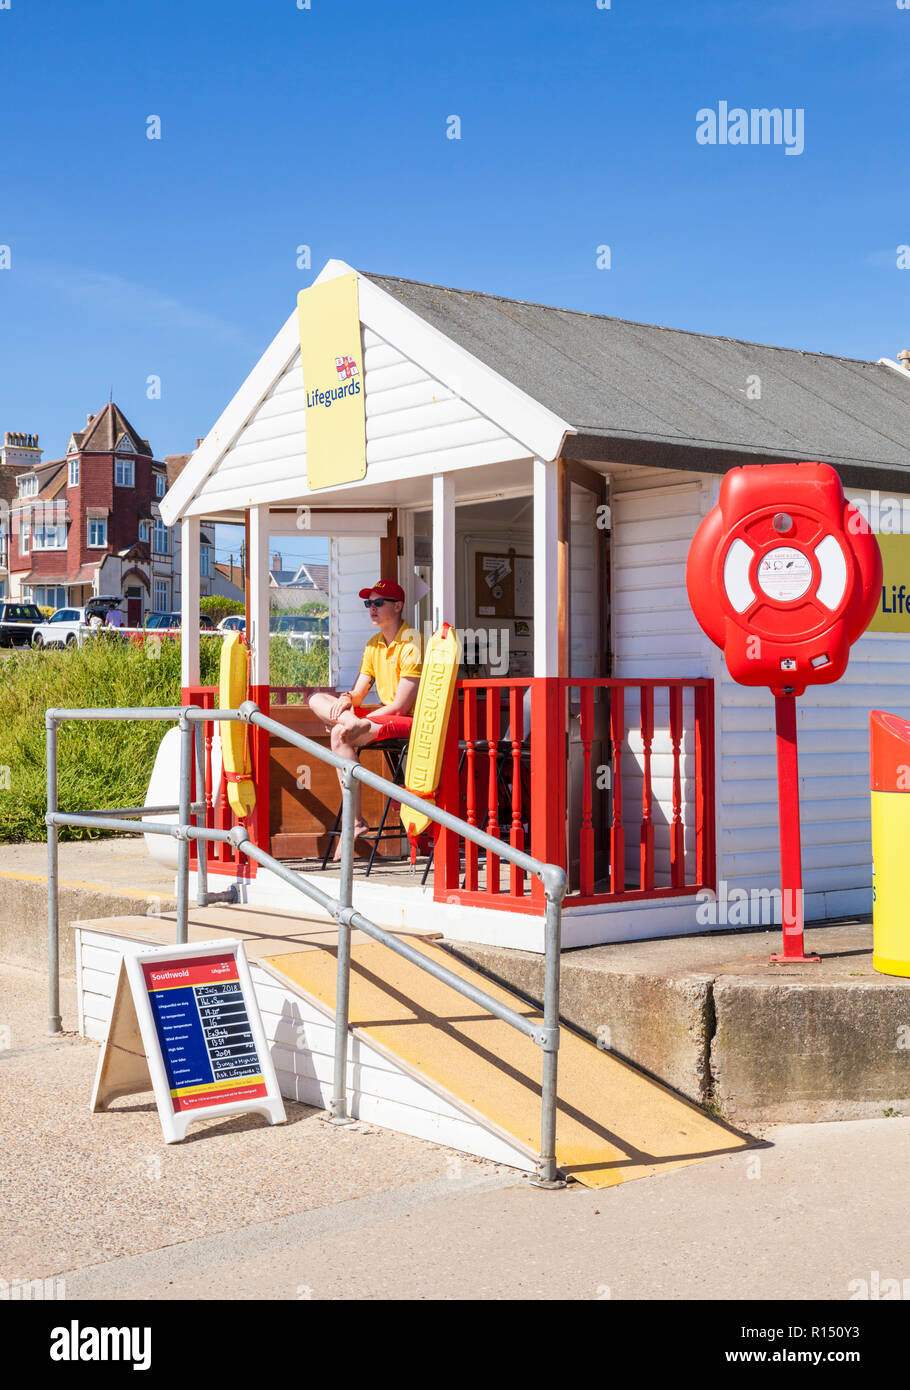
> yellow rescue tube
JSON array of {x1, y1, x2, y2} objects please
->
[
  {"x1": 400, "y1": 622, "x2": 460, "y2": 841},
  {"x1": 219, "y1": 632, "x2": 256, "y2": 820}
]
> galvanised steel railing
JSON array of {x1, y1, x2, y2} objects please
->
[{"x1": 45, "y1": 701, "x2": 568, "y2": 1187}]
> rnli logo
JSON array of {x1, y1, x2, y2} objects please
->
[{"x1": 335, "y1": 355, "x2": 359, "y2": 381}]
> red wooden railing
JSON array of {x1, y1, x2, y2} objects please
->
[
  {"x1": 183, "y1": 676, "x2": 715, "y2": 914},
  {"x1": 433, "y1": 676, "x2": 716, "y2": 914},
  {"x1": 183, "y1": 684, "x2": 337, "y2": 877}
]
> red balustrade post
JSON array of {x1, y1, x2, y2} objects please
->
[
  {"x1": 485, "y1": 688, "x2": 501, "y2": 895},
  {"x1": 246, "y1": 683, "x2": 271, "y2": 870},
  {"x1": 669, "y1": 685, "x2": 685, "y2": 888},
  {"x1": 464, "y1": 687, "x2": 479, "y2": 892},
  {"x1": 609, "y1": 686, "x2": 625, "y2": 894},
  {"x1": 508, "y1": 685, "x2": 526, "y2": 897},
  {"x1": 639, "y1": 686, "x2": 655, "y2": 890},
  {"x1": 531, "y1": 678, "x2": 566, "y2": 908},
  {"x1": 434, "y1": 687, "x2": 462, "y2": 903},
  {"x1": 694, "y1": 681, "x2": 716, "y2": 891},
  {"x1": 579, "y1": 685, "x2": 595, "y2": 897}
]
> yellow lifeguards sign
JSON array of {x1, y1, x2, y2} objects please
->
[
  {"x1": 298, "y1": 272, "x2": 367, "y2": 491},
  {"x1": 867, "y1": 534, "x2": 910, "y2": 634}
]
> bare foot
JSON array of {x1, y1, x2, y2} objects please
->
[
  {"x1": 333, "y1": 820, "x2": 370, "y2": 861},
  {"x1": 344, "y1": 716, "x2": 374, "y2": 741}
]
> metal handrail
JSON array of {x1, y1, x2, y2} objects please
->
[{"x1": 45, "y1": 701, "x2": 568, "y2": 1186}]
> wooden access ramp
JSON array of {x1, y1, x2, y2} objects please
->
[
  {"x1": 264, "y1": 935, "x2": 752, "y2": 1188},
  {"x1": 74, "y1": 905, "x2": 751, "y2": 1186}
]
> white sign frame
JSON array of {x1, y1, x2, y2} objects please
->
[{"x1": 91, "y1": 938, "x2": 286, "y2": 1143}]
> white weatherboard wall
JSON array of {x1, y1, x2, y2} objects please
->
[
  {"x1": 75, "y1": 929, "x2": 534, "y2": 1170},
  {"x1": 189, "y1": 325, "x2": 529, "y2": 516},
  {"x1": 329, "y1": 535, "x2": 381, "y2": 688},
  {"x1": 604, "y1": 474, "x2": 711, "y2": 939},
  {"x1": 609, "y1": 471, "x2": 910, "y2": 933}
]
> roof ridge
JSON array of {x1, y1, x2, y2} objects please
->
[{"x1": 362, "y1": 270, "x2": 885, "y2": 369}]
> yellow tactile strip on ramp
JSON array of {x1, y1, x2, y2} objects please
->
[{"x1": 266, "y1": 938, "x2": 752, "y2": 1188}]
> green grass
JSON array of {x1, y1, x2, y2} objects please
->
[
  {"x1": 0, "y1": 639, "x2": 218, "y2": 843},
  {"x1": 267, "y1": 636, "x2": 329, "y2": 698},
  {"x1": 0, "y1": 635, "x2": 329, "y2": 842}
]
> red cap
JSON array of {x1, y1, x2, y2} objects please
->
[{"x1": 358, "y1": 579, "x2": 405, "y2": 603}]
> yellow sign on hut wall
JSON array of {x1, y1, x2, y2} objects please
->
[
  {"x1": 297, "y1": 272, "x2": 367, "y2": 491},
  {"x1": 867, "y1": 533, "x2": 910, "y2": 634}
]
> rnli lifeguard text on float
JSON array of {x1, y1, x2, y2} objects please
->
[{"x1": 298, "y1": 271, "x2": 367, "y2": 491}]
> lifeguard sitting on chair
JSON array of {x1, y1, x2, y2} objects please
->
[{"x1": 308, "y1": 578, "x2": 422, "y2": 857}]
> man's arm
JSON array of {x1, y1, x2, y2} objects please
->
[{"x1": 330, "y1": 672, "x2": 372, "y2": 720}]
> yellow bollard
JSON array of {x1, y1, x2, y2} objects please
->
[{"x1": 870, "y1": 710, "x2": 910, "y2": 977}]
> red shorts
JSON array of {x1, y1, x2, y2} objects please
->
[{"x1": 353, "y1": 707, "x2": 413, "y2": 742}]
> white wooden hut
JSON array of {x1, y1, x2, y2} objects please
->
[{"x1": 160, "y1": 259, "x2": 910, "y2": 951}]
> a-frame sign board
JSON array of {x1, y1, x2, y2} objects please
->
[{"x1": 91, "y1": 939, "x2": 285, "y2": 1143}]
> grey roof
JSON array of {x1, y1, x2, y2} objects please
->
[
  {"x1": 295, "y1": 562, "x2": 329, "y2": 591},
  {"x1": 368, "y1": 273, "x2": 910, "y2": 484}
]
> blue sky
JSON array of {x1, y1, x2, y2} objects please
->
[{"x1": 1, "y1": 0, "x2": 909, "y2": 562}]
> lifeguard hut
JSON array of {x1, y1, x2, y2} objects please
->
[{"x1": 154, "y1": 258, "x2": 910, "y2": 953}]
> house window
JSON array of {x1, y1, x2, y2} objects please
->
[
  {"x1": 201, "y1": 545, "x2": 211, "y2": 578},
  {"x1": 88, "y1": 516, "x2": 108, "y2": 547},
  {"x1": 115, "y1": 458, "x2": 135, "y2": 487},
  {"x1": 139, "y1": 521, "x2": 150, "y2": 542},
  {"x1": 68, "y1": 457, "x2": 80, "y2": 487},
  {"x1": 32, "y1": 522, "x2": 66, "y2": 549},
  {"x1": 153, "y1": 519, "x2": 170, "y2": 555},
  {"x1": 19, "y1": 520, "x2": 30, "y2": 554},
  {"x1": 154, "y1": 579, "x2": 170, "y2": 611},
  {"x1": 30, "y1": 586, "x2": 65, "y2": 609},
  {"x1": 155, "y1": 473, "x2": 166, "y2": 498},
  {"x1": 18, "y1": 476, "x2": 38, "y2": 498}
]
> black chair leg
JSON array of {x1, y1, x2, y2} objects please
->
[
  {"x1": 321, "y1": 802, "x2": 343, "y2": 871},
  {"x1": 364, "y1": 741, "x2": 409, "y2": 878}
]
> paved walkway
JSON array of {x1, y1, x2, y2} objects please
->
[
  {"x1": 3, "y1": 959, "x2": 910, "y2": 1300},
  {"x1": 0, "y1": 837, "x2": 176, "y2": 899}
]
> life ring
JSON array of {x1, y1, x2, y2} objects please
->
[
  {"x1": 219, "y1": 632, "x2": 256, "y2": 820},
  {"x1": 400, "y1": 622, "x2": 460, "y2": 859}
]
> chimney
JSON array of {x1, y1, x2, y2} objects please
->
[
  {"x1": 196, "y1": 437, "x2": 204, "y2": 448},
  {"x1": 271, "y1": 551, "x2": 282, "y2": 573},
  {"x1": 86, "y1": 412, "x2": 94, "y2": 425},
  {"x1": 898, "y1": 351, "x2": 910, "y2": 373}
]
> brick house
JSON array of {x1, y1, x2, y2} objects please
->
[{"x1": 4, "y1": 405, "x2": 217, "y2": 622}]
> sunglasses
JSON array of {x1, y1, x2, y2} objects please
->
[{"x1": 364, "y1": 597, "x2": 390, "y2": 609}]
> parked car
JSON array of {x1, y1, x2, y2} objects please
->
[
  {"x1": 144, "y1": 612, "x2": 216, "y2": 632},
  {"x1": 269, "y1": 613, "x2": 329, "y2": 651},
  {"x1": 31, "y1": 596, "x2": 124, "y2": 649},
  {"x1": 216, "y1": 614, "x2": 246, "y2": 633},
  {"x1": 0, "y1": 601, "x2": 44, "y2": 647}
]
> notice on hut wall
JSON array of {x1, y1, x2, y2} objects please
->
[
  {"x1": 867, "y1": 534, "x2": 910, "y2": 633},
  {"x1": 298, "y1": 272, "x2": 367, "y2": 491}
]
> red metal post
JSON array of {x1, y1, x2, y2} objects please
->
[{"x1": 771, "y1": 693, "x2": 819, "y2": 963}]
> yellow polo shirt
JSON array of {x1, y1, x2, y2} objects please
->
[{"x1": 360, "y1": 623, "x2": 423, "y2": 706}]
